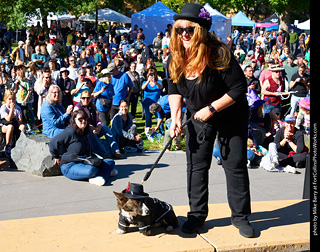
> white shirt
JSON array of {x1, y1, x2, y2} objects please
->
[
  {"x1": 162, "y1": 36, "x2": 170, "y2": 49},
  {"x1": 68, "y1": 66, "x2": 79, "y2": 80}
]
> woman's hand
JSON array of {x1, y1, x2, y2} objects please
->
[
  {"x1": 170, "y1": 120, "x2": 182, "y2": 139},
  {"x1": 9, "y1": 102, "x2": 15, "y2": 110},
  {"x1": 194, "y1": 106, "x2": 212, "y2": 122},
  {"x1": 66, "y1": 105, "x2": 74, "y2": 115}
]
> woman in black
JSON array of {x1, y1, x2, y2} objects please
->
[
  {"x1": 289, "y1": 62, "x2": 310, "y2": 115},
  {"x1": 168, "y1": 3, "x2": 253, "y2": 238},
  {"x1": 56, "y1": 67, "x2": 73, "y2": 108}
]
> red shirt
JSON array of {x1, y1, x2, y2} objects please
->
[{"x1": 264, "y1": 76, "x2": 284, "y2": 106}]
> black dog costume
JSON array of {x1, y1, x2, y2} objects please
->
[{"x1": 117, "y1": 183, "x2": 178, "y2": 235}]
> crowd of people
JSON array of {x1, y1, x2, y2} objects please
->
[
  {"x1": 226, "y1": 27, "x2": 310, "y2": 173},
  {"x1": 0, "y1": 18, "x2": 310, "y2": 185}
]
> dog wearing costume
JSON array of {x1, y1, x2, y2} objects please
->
[{"x1": 114, "y1": 183, "x2": 178, "y2": 236}]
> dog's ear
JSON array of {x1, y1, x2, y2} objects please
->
[{"x1": 113, "y1": 191, "x2": 128, "y2": 201}]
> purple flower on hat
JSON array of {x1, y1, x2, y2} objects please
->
[{"x1": 198, "y1": 8, "x2": 212, "y2": 23}]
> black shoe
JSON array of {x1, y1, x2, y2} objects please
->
[
  {"x1": 232, "y1": 221, "x2": 255, "y2": 238},
  {"x1": 182, "y1": 216, "x2": 204, "y2": 234},
  {"x1": 295, "y1": 161, "x2": 305, "y2": 168}
]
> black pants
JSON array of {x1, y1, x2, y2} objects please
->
[
  {"x1": 97, "y1": 110, "x2": 110, "y2": 127},
  {"x1": 129, "y1": 92, "x2": 139, "y2": 118},
  {"x1": 110, "y1": 105, "x2": 119, "y2": 121},
  {"x1": 278, "y1": 152, "x2": 307, "y2": 167},
  {"x1": 186, "y1": 117, "x2": 251, "y2": 226}
]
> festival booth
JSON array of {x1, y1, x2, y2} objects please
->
[
  {"x1": 255, "y1": 13, "x2": 279, "y2": 28},
  {"x1": 231, "y1": 11, "x2": 255, "y2": 27},
  {"x1": 27, "y1": 9, "x2": 75, "y2": 27},
  {"x1": 265, "y1": 23, "x2": 302, "y2": 33},
  {"x1": 203, "y1": 3, "x2": 231, "y2": 43},
  {"x1": 79, "y1": 8, "x2": 131, "y2": 23},
  {"x1": 130, "y1": 1, "x2": 177, "y2": 45}
]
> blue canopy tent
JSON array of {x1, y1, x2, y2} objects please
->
[
  {"x1": 265, "y1": 24, "x2": 302, "y2": 33},
  {"x1": 231, "y1": 11, "x2": 255, "y2": 27},
  {"x1": 131, "y1": 2, "x2": 177, "y2": 45},
  {"x1": 204, "y1": 3, "x2": 232, "y2": 43}
]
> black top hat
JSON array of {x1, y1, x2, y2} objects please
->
[
  {"x1": 173, "y1": 3, "x2": 212, "y2": 31},
  {"x1": 122, "y1": 183, "x2": 149, "y2": 199}
]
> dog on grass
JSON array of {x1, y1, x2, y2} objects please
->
[{"x1": 114, "y1": 183, "x2": 178, "y2": 236}]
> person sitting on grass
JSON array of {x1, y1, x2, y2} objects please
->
[{"x1": 111, "y1": 99, "x2": 143, "y2": 153}]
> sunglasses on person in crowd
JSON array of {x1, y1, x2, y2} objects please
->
[
  {"x1": 175, "y1": 26, "x2": 195, "y2": 35},
  {"x1": 76, "y1": 117, "x2": 87, "y2": 122},
  {"x1": 81, "y1": 96, "x2": 91, "y2": 100}
]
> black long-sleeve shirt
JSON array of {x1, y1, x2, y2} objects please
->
[
  {"x1": 274, "y1": 127, "x2": 305, "y2": 155},
  {"x1": 168, "y1": 54, "x2": 248, "y2": 125}
]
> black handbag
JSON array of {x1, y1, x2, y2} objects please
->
[
  {"x1": 99, "y1": 98, "x2": 112, "y2": 107},
  {"x1": 76, "y1": 155, "x2": 102, "y2": 167},
  {"x1": 71, "y1": 136, "x2": 102, "y2": 167}
]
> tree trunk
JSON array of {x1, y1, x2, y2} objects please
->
[
  {"x1": 40, "y1": 9, "x2": 49, "y2": 36},
  {"x1": 279, "y1": 5, "x2": 290, "y2": 32}
]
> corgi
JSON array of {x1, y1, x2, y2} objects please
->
[{"x1": 113, "y1": 191, "x2": 178, "y2": 236}]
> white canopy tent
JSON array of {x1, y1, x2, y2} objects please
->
[
  {"x1": 203, "y1": 3, "x2": 231, "y2": 43},
  {"x1": 79, "y1": 8, "x2": 131, "y2": 23},
  {"x1": 297, "y1": 19, "x2": 310, "y2": 31},
  {"x1": 27, "y1": 9, "x2": 75, "y2": 27}
]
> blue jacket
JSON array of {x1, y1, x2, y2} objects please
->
[
  {"x1": 111, "y1": 111, "x2": 135, "y2": 143},
  {"x1": 41, "y1": 101, "x2": 71, "y2": 138}
]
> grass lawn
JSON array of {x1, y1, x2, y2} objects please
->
[
  {"x1": 133, "y1": 61, "x2": 186, "y2": 152},
  {"x1": 133, "y1": 102, "x2": 186, "y2": 152}
]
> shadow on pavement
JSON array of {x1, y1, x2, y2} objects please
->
[{"x1": 197, "y1": 200, "x2": 310, "y2": 238}]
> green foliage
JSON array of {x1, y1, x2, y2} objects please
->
[
  {"x1": 0, "y1": 0, "x2": 108, "y2": 29},
  {"x1": 162, "y1": 0, "x2": 187, "y2": 14},
  {"x1": 268, "y1": 0, "x2": 309, "y2": 14}
]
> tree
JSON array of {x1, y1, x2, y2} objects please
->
[
  {"x1": 0, "y1": 0, "x2": 108, "y2": 33},
  {"x1": 162, "y1": 0, "x2": 187, "y2": 14},
  {"x1": 268, "y1": 0, "x2": 309, "y2": 31}
]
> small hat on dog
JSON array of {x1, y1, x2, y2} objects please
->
[
  {"x1": 173, "y1": 3, "x2": 212, "y2": 31},
  {"x1": 122, "y1": 183, "x2": 149, "y2": 199}
]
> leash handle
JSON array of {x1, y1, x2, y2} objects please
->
[{"x1": 141, "y1": 118, "x2": 192, "y2": 184}]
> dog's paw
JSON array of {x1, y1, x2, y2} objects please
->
[
  {"x1": 116, "y1": 229, "x2": 126, "y2": 235},
  {"x1": 166, "y1": 225, "x2": 174, "y2": 233},
  {"x1": 143, "y1": 230, "x2": 152, "y2": 236}
]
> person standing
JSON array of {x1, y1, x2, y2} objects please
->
[
  {"x1": 31, "y1": 45, "x2": 47, "y2": 68},
  {"x1": 168, "y1": 3, "x2": 254, "y2": 238},
  {"x1": 289, "y1": 63, "x2": 310, "y2": 116},
  {"x1": 106, "y1": 63, "x2": 133, "y2": 120},
  {"x1": 261, "y1": 64, "x2": 284, "y2": 115},
  {"x1": 289, "y1": 28, "x2": 298, "y2": 55}
]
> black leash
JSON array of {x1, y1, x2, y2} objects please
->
[{"x1": 141, "y1": 115, "x2": 208, "y2": 184}]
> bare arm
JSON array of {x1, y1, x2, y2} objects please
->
[
  {"x1": 261, "y1": 79, "x2": 280, "y2": 96},
  {"x1": 168, "y1": 94, "x2": 183, "y2": 138}
]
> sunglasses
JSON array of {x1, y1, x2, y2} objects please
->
[
  {"x1": 175, "y1": 26, "x2": 195, "y2": 35},
  {"x1": 76, "y1": 117, "x2": 87, "y2": 122},
  {"x1": 81, "y1": 97, "x2": 91, "y2": 100}
]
